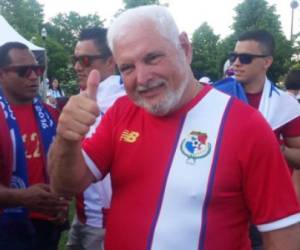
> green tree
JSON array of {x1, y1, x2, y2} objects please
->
[
  {"x1": 291, "y1": 32, "x2": 300, "y2": 69},
  {"x1": 0, "y1": 0, "x2": 44, "y2": 40},
  {"x1": 34, "y1": 36, "x2": 69, "y2": 79},
  {"x1": 217, "y1": 34, "x2": 237, "y2": 76},
  {"x1": 45, "y1": 12, "x2": 104, "y2": 54},
  {"x1": 191, "y1": 22, "x2": 220, "y2": 80},
  {"x1": 232, "y1": 0, "x2": 293, "y2": 82},
  {"x1": 123, "y1": 0, "x2": 160, "y2": 9}
]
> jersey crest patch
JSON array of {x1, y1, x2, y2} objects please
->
[{"x1": 180, "y1": 131, "x2": 211, "y2": 164}]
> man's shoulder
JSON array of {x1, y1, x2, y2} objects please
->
[
  {"x1": 41, "y1": 102, "x2": 60, "y2": 120},
  {"x1": 113, "y1": 95, "x2": 134, "y2": 109},
  {"x1": 228, "y1": 94, "x2": 267, "y2": 126},
  {"x1": 98, "y1": 75, "x2": 124, "y2": 94},
  {"x1": 42, "y1": 102, "x2": 58, "y2": 112},
  {"x1": 210, "y1": 86, "x2": 255, "y2": 113},
  {"x1": 106, "y1": 95, "x2": 140, "y2": 120}
]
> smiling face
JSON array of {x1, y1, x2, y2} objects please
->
[
  {"x1": 0, "y1": 48, "x2": 40, "y2": 104},
  {"x1": 113, "y1": 21, "x2": 195, "y2": 116}
]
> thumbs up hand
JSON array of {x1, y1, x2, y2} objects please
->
[
  {"x1": 85, "y1": 69, "x2": 100, "y2": 101},
  {"x1": 56, "y1": 70, "x2": 101, "y2": 141}
]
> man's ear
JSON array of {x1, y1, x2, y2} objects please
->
[
  {"x1": 179, "y1": 32, "x2": 193, "y2": 64},
  {"x1": 105, "y1": 56, "x2": 116, "y2": 72},
  {"x1": 264, "y1": 56, "x2": 273, "y2": 70}
]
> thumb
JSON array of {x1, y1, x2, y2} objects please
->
[{"x1": 86, "y1": 69, "x2": 101, "y2": 100}]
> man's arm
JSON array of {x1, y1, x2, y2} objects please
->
[
  {"x1": 262, "y1": 223, "x2": 300, "y2": 250},
  {"x1": 48, "y1": 136, "x2": 95, "y2": 196},
  {"x1": 0, "y1": 183, "x2": 68, "y2": 216},
  {"x1": 48, "y1": 70, "x2": 101, "y2": 196}
]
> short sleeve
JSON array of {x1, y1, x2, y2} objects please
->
[
  {"x1": 239, "y1": 111, "x2": 300, "y2": 231},
  {"x1": 279, "y1": 116, "x2": 300, "y2": 138},
  {"x1": 82, "y1": 107, "x2": 115, "y2": 180}
]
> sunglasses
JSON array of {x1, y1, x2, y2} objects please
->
[
  {"x1": 2, "y1": 65, "x2": 45, "y2": 78},
  {"x1": 229, "y1": 52, "x2": 269, "y2": 64},
  {"x1": 71, "y1": 55, "x2": 106, "y2": 67}
]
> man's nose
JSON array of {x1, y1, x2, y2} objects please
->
[
  {"x1": 74, "y1": 61, "x2": 83, "y2": 71},
  {"x1": 232, "y1": 56, "x2": 241, "y2": 66},
  {"x1": 27, "y1": 70, "x2": 38, "y2": 80},
  {"x1": 136, "y1": 65, "x2": 151, "y2": 85}
]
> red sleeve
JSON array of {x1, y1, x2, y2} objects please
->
[
  {"x1": 279, "y1": 116, "x2": 300, "y2": 138},
  {"x1": 82, "y1": 103, "x2": 116, "y2": 177},
  {"x1": 237, "y1": 109, "x2": 300, "y2": 226}
]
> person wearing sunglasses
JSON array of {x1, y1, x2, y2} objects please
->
[
  {"x1": 0, "y1": 42, "x2": 69, "y2": 250},
  {"x1": 73, "y1": 28, "x2": 117, "y2": 91},
  {"x1": 216, "y1": 30, "x2": 300, "y2": 250},
  {"x1": 49, "y1": 6, "x2": 300, "y2": 250},
  {"x1": 66, "y1": 27, "x2": 125, "y2": 250}
]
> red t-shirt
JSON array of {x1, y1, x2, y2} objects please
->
[
  {"x1": 10, "y1": 103, "x2": 59, "y2": 220},
  {"x1": 82, "y1": 86, "x2": 300, "y2": 250}
]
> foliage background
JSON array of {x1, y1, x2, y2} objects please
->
[{"x1": 0, "y1": 0, "x2": 299, "y2": 95}]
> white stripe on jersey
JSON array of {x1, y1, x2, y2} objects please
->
[{"x1": 150, "y1": 89, "x2": 231, "y2": 250}]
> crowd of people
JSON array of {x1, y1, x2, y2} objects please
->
[{"x1": 0, "y1": 4, "x2": 300, "y2": 250}]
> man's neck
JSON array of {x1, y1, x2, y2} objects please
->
[
  {"x1": 1, "y1": 89, "x2": 33, "y2": 106},
  {"x1": 8, "y1": 96, "x2": 33, "y2": 106},
  {"x1": 242, "y1": 75, "x2": 266, "y2": 94}
]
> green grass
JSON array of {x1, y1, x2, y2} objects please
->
[{"x1": 58, "y1": 199, "x2": 75, "y2": 250}]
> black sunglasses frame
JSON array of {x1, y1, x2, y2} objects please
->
[
  {"x1": 2, "y1": 65, "x2": 45, "y2": 78},
  {"x1": 71, "y1": 55, "x2": 107, "y2": 67},
  {"x1": 229, "y1": 53, "x2": 269, "y2": 65}
]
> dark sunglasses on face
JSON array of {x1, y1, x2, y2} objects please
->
[
  {"x1": 2, "y1": 65, "x2": 45, "y2": 78},
  {"x1": 229, "y1": 52, "x2": 269, "y2": 65},
  {"x1": 71, "y1": 55, "x2": 106, "y2": 67}
]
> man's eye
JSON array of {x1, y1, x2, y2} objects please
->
[
  {"x1": 119, "y1": 65, "x2": 133, "y2": 74},
  {"x1": 145, "y1": 54, "x2": 163, "y2": 64}
]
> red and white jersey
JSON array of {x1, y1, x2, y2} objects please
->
[
  {"x1": 76, "y1": 75, "x2": 125, "y2": 227},
  {"x1": 82, "y1": 85, "x2": 300, "y2": 250}
]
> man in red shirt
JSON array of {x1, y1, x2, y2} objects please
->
[
  {"x1": 49, "y1": 6, "x2": 300, "y2": 250},
  {"x1": 0, "y1": 42, "x2": 68, "y2": 250}
]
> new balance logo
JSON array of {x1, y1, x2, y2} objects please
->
[{"x1": 120, "y1": 130, "x2": 139, "y2": 143}]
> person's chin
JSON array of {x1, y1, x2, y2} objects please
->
[
  {"x1": 234, "y1": 75, "x2": 243, "y2": 83},
  {"x1": 141, "y1": 97, "x2": 174, "y2": 116}
]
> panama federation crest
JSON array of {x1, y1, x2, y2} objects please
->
[{"x1": 180, "y1": 131, "x2": 211, "y2": 164}]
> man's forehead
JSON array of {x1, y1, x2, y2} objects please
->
[
  {"x1": 113, "y1": 29, "x2": 168, "y2": 59},
  {"x1": 74, "y1": 40, "x2": 99, "y2": 55},
  {"x1": 8, "y1": 49, "x2": 36, "y2": 65},
  {"x1": 234, "y1": 40, "x2": 262, "y2": 53}
]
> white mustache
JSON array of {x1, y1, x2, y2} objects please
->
[{"x1": 136, "y1": 79, "x2": 165, "y2": 92}]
